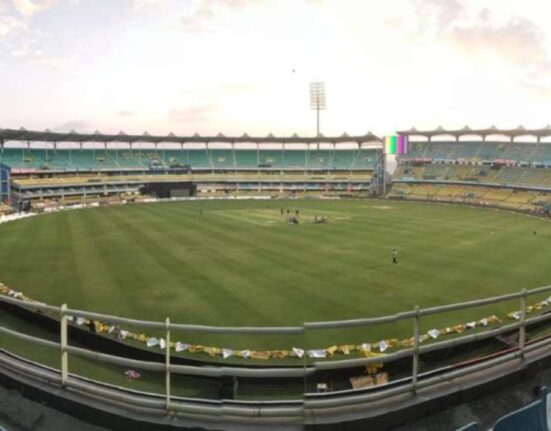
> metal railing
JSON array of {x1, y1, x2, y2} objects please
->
[{"x1": 1, "y1": 284, "x2": 551, "y2": 423}]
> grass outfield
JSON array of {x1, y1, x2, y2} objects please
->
[{"x1": 1, "y1": 199, "x2": 551, "y2": 351}]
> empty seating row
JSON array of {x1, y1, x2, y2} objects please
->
[
  {"x1": 394, "y1": 164, "x2": 551, "y2": 190},
  {"x1": 389, "y1": 183, "x2": 551, "y2": 213},
  {"x1": 12, "y1": 171, "x2": 374, "y2": 187},
  {"x1": 455, "y1": 386, "x2": 548, "y2": 431},
  {"x1": 402, "y1": 141, "x2": 551, "y2": 164},
  {"x1": 0, "y1": 148, "x2": 378, "y2": 171}
]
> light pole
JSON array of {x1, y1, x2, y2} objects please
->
[{"x1": 309, "y1": 82, "x2": 326, "y2": 138}]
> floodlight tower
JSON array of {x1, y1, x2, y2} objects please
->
[{"x1": 309, "y1": 82, "x2": 326, "y2": 138}]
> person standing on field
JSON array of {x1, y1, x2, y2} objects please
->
[{"x1": 392, "y1": 249, "x2": 398, "y2": 264}]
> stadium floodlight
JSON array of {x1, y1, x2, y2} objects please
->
[{"x1": 310, "y1": 82, "x2": 326, "y2": 137}]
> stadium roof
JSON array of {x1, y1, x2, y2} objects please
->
[
  {"x1": 398, "y1": 126, "x2": 551, "y2": 138},
  {"x1": 0, "y1": 128, "x2": 381, "y2": 144}
]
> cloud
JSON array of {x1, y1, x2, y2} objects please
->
[
  {"x1": 412, "y1": 3, "x2": 550, "y2": 70},
  {"x1": 410, "y1": 2, "x2": 551, "y2": 96},
  {"x1": 132, "y1": 0, "x2": 167, "y2": 12},
  {"x1": 219, "y1": 82, "x2": 256, "y2": 95},
  {"x1": 0, "y1": 13, "x2": 25, "y2": 37},
  {"x1": 11, "y1": 0, "x2": 59, "y2": 17},
  {"x1": 118, "y1": 110, "x2": 134, "y2": 117},
  {"x1": 413, "y1": 0, "x2": 464, "y2": 31},
  {"x1": 203, "y1": 0, "x2": 256, "y2": 9},
  {"x1": 9, "y1": 45, "x2": 70, "y2": 68},
  {"x1": 181, "y1": 0, "x2": 259, "y2": 32},
  {"x1": 414, "y1": 0, "x2": 551, "y2": 75},
  {"x1": 180, "y1": 8, "x2": 215, "y2": 33},
  {"x1": 52, "y1": 120, "x2": 92, "y2": 132},
  {"x1": 448, "y1": 17, "x2": 550, "y2": 69},
  {"x1": 2, "y1": 14, "x2": 69, "y2": 68},
  {"x1": 448, "y1": 15, "x2": 551, "y2": 97},
  {"x1": 167, "y1": 106, "x2": 213, "y2": 123},
  {"x1": 519, "y1": 78, "x2": 551, "y2": 100}
]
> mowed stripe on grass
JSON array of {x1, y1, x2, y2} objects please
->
[{"x1": 0, "y1": 199, "x2": 550, "y2": 345}]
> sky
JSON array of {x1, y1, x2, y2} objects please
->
[{"x1": 1, "y1": 0, "x2": 551, "y2": 137}]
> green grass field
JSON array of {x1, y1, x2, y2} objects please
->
[{"x1": 1, "y1": 199, "x2": 551, "y2": 351}]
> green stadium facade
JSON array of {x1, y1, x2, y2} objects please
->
[{"x1": 0, "y1": 129, "x2": 383, "y2": 211}]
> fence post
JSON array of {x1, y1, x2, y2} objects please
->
[
  {"x1": 165, "y1": 317, "x2": 171, "y2": 412},
  {"x1": 60, "y1": 303, "x2": 68, "y2": 387},
  {"x1": 519, "y1": 289, "x2": 527, "y2": 357},
  {"x1": 303, "y1": 341, "x2": 307, "y2": 395},
  {"x1": 412, "y1": 305, "x2": 420, "y2": 394}
]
